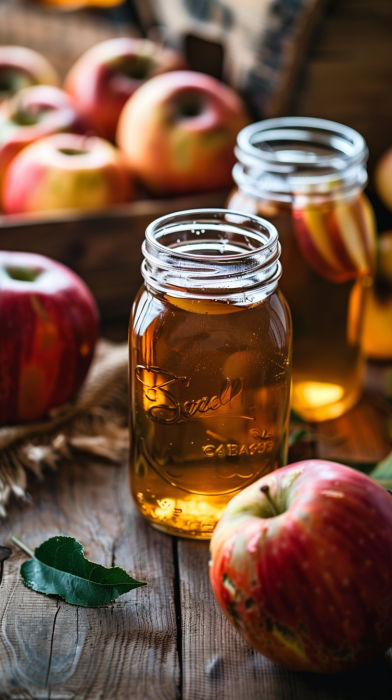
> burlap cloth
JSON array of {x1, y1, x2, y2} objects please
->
[{"x1": 0, "y1": 340, "x2": 129, "y2": 516}]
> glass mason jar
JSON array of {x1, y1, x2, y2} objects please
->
[
  {"x1": 228, "y1": 117, "x2": 377, "y2": 422},
  {"x1": 129, "y1": 208, "x2": 292, "y2": 539}
]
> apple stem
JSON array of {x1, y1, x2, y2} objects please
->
[
  {"x1": 11, "y1": 535, "x2": 34, "y2": 558},
  {"x1": 260, "y1": 485, "x2": 279, "y2": 516}
]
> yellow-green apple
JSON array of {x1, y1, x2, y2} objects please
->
[
  {"x1": 0, "y1": 45, "x2": 59, "y2": 102},
  {"x1": 210, "y1": 460, "x2": 392, "y2": 673},
  {"x1": 375, "y1": 147, "x2": 392, "y2": 210},
  {"x1": 116, "y1": 70, "x2": 249, "y2": 195},
  {"x1": 292, "y1": 193, "x2": 376, "y2": 282},
  {"x1": 0, "y1": 84, "x2": 86, "y2": 191},
  {"x1": 64, "y1": 37, "x2": 186, "y2": 141},
  {"x1": 2, "y1": 132, "x2": 133, "y2": 214},
  {"x1": 0, "y1": 250, "x2": 99, "y2": 424}
]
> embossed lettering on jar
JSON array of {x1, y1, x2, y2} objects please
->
[{"x1": 129, "y1": 209, "x2": 292, "y2": 539}]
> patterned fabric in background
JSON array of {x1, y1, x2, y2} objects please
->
[{"x1": 143, "y1": 0, "x2": 324, "y2": 118}]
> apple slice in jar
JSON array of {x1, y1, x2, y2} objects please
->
[{"x1": 292, "y1": 194, "x2": 376, "y2": 283}]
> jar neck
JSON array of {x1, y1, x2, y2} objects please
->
[
  {"x1": 233, "y1": 117, "x2": 368, "y2": 204},
  {"x1": 142, "y1": 208, "x2": 282, "y2": 304}
]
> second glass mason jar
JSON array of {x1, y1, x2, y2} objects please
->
[
  {"x1": 129, "y1": 209, "x2": 292, "y2": 539},
  {"x1": 228, "y1": 117, "x2": 377, "y2": 422}
]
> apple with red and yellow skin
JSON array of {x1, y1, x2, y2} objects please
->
[
  {"x1": 2, "y1": 132, "x2": 133, "y2": 214},
  {"x1": 0, "y1": 45, "x2": 59, "y2": 102},
  {"x1": 375, "y1": 147, "x2": 392, "y2": 211},
  {"x1": 292, "y1": 193, "x2": 376, "y2": 283},
  {"x1": 0, "y1": 251, "x2": 99, "y2": 425},
  {"x1": 0, "y1": 84, "x2": 86, "y2": 190},
  {"x1": 209, "y1": 460, "x2": 392, "y2": 674},
  {"x1": 116, "y1": 70, "x2": 249, "y2": 195},
  {"x1": 64, "y1": 37, "x2": 186, "y2": 141}
]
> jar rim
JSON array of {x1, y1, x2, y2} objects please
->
[
  {"x1": 142, "y1": 208, "x2": 282, "y2": 302},
  {"x1": 144, "y1": 207, "x2": 279, "y2": 262},
  {"x1": 235, "y1": 117, "x2": 367, "y2": 174}
]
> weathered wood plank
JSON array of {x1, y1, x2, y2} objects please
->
[
  {"x1": 176, "y1": 372, "x2": 392, "y2": 699},
  {"x1": 0, "y1": 381, "x2": 391, "y2": 698},
  {"x1": 177, "y1": 540, "x2": 392, "y2": 700},
  {"x1": 0, "y1": 191, "x2": 227, "y2": 341},
  {"x1": 0, "y1": 459, "x2": 179, "y2": 699}
]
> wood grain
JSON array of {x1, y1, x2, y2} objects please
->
[
  {"x1": 0, "y1": 375, "x2": 391, "y2": 698},
  {"x1": 0, "y1": 191, "x2": 227, "y2": 341},
  {"x1": 177, "y1": 539, "x2": 392, "y2": 700},
  {"x1": 0, "y1": 459, "x2": 179, "y2": 699}
]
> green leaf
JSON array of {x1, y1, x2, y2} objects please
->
[
  {"x1": 369, "y1": 450, "x2": 392, "y2": 489},
  {"x1": 19, "y1": 536, "x2": 146, "y2": 607}
]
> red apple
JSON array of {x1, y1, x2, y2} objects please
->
[
  {"x1": 375, "y1": 147, "x2": 392, "y2": 210},
  {"x1": 209, "y1": 460, "x2": 392, "y2": 673},
  {"x1": 0, "y1": 45, "x2": 59, "y2": 102},
  {"x1": 116, "y1": 70, "x2": 249, "y2": 195},
  {"x1": 0, "y1": 251, "x2": 99, "y2": 425},
  {"x1": 2, "y1": 132, "x2": 133, "y2": 214},
  {"x1": 64, "y1": 37, "x2": 186, "y2": 141},
  {"x1": 0, "y1": 84, "x2": 86, "y2": 190},
  {"x1": 292, "y1": 193, "x2": 376, "y2": 283}
]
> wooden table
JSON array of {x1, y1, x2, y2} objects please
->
[{"x1": 0, "y1": 363, "x2": 391, "y2": 699}]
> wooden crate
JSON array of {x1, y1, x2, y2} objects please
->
[{"x1": 0, "y1": 192, "x2": 227, "y2": 339}]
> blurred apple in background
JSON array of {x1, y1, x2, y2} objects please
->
[
  {"x1": 116, "y1": 70, "x2": 249, "y2": 195},
  {"x1": 210, "y1": 460, "x2": 392, "y2": 673},
  {"x1": 377, "y1": 230, "x2": 392, "y2": 284},
  {"x1": 2, "y1": 132, "x2": 133, "y2": 215},
  {"x1": 0, "y1": 45, "x2": 59, "y2": 102},
  {"x1": 375, "y1": 147, "x2": 392, "y2": 211},
  {"x1": 360, "y1": 285, "x2": 392, "y2": 360},
  {"x1": 0, "y1": 84, "x2": 86, "y2": 191},
  {"x1": 64, "y1": 37, "x2": 187, "y2": 141},
  {"x1": 358, "y1": 230, "x2": 392, "y2": 360},
  {"x1": 0, "y1": 251, "x2": 99, "y2": 425}
]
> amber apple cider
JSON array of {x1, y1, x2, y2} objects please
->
[
  {"x1": 229, "y1": 118, "x2": 376, "y2": 422},
  {"x1": 129, "y1": 211, "x2": 292, "y2": 539}
]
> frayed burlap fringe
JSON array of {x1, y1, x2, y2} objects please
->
[{"x1": 0, "y1": 340, "x2": 129, "y2": 516}]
